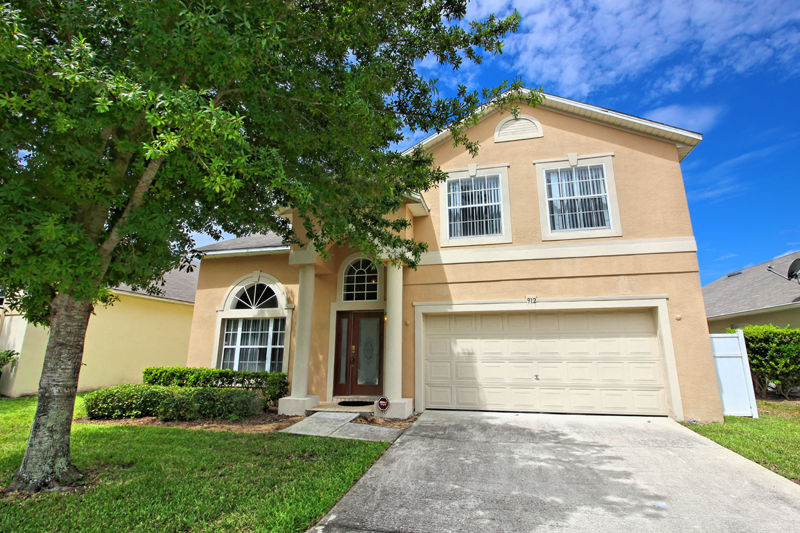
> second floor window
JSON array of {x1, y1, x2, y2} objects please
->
[
  {"x1": 447, "y1": 174, "x2": 504, "y2": 239},
  {"x1": 545, "y1": 164, "x2": 611, "y2": 231}
]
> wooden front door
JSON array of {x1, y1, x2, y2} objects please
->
[{"x1": 333, "y1": 311, "x2": 384, "y2": 396}]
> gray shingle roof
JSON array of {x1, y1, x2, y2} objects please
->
[
  {"x1": 703, "y1": 251, "x2": 800, "y2": 318},
  {"x1": 115, "y1": 263, "x2": 199, "y2": 304},
  {"x1": 196, "y1": 232, "x2": 286, "y2": 253}
]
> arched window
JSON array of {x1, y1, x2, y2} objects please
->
[
  {"x1": 343, "y1": 258, "x2": 378, "y2": 301},
  {"x1": 218, "y1": 276, "x2": 288, "y2": 373},
  {"x1": 232, "y1": 282, "x2": 279, "y2": 309}
]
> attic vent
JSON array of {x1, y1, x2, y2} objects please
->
[
  {"x1": 726, "y1": 271, "x2": 742, "y2": 278},
  {"x1": 494, "y1": 114, "x2": 543, "y2": 143}
]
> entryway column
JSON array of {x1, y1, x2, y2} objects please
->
[
  {"x1": 378, "y1": 262, "x2": 414, "y2": 419},
  {"x1": 278, "y1": 263, "x2": 320, "y2": 415}
]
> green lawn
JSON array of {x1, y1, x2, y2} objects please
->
[
  {"x1": 688, "y1": 400, "x2": 800, "y2": 483},
  {"x1": 0, "y1": 396, "x2": 388, "y2": 532}
]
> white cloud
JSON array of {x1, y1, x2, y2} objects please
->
[
  {"x1": 714, "y1": 253, "x2": 739, "y2": 262},
  {"x1": 462, "y1": 0, "x2": 800, "y2": 98},
  {"x1": 644, "y1": 104, "x2": 725, "y2": 132}
]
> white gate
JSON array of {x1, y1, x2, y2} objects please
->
[{"x1": 710, "y1": 330, "x2": 759, "y2": 418}]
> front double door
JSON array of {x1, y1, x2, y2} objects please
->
[{"x1": 333, "y1": 311, "x2": 384, "y2": 396}]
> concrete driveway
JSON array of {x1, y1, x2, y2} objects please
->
[{"x1": 312, "y1": 410, "x2": 800, "y2": 532}]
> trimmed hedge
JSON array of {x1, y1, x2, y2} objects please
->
[
  {"x1": 85, "y1": 384, "x2": 257, "y2": 421},
  {"x1": 736, "y1": 325, "x2": 800, "y2": 399},
  {"x1": 142, "y1": 366, "x2": 288, "y2": 405},
  {"x1": 84, "y1": 384, "x2": 172, "y2": 419},
  {"x1": 158, "y1": 387, "x2": 256, "y2": 421}
]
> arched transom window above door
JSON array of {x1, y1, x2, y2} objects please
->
[{"x1": 343, "y1": 258, "x2": 379, "y2": 301}]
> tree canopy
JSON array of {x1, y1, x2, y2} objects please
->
[{"x1": 0, "y1": 0, "x2": 537, "y2": 325}]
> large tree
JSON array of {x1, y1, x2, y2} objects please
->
[{"x1": 0, "y1": 0, "x2": 539, "y2": 492}]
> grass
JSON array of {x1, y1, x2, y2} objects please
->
[
  {"x1": 0, "y1": 396, "x2": 389, "y2": 532},
  {"x1": 688, "y1": 399, "x2": 800, "y2": 483}
]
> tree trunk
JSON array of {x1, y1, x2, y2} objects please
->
[{"x1": 5, "y1": 293, "x2": 93, "y2": 493}]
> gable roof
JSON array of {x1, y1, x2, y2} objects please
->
[
  {"x1": 403, "y1": 90, "x2": 703, "y2": 161},
  {"x1": 115, "y1": 263, "x2": 199, "y2": 304},
  {"x1": 703, "y1": 251, "x2": 800, "y2": 319},
  {"x1": 197, "y1": 232, "x2": 288, "y2": 254}
]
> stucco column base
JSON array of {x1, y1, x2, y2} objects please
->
[
  {"x1": 278, "y1": 395, "x2": 319, "y2": 416},
  {"x1": 374, "y1": 398, "x2": 414, "y2": 420}
]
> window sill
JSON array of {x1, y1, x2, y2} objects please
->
[
  {"x1": 440, "y1": 234, "x2": 513, "y2": 247},
  {"x1": 541, "y1": 227, "x2": 623, "y2": 241}
]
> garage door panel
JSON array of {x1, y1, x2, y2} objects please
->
[
  {"x1": 569, "y1": 389, "x2": 598, "y2": 410},
  {"x1": 427, "y1": 361, "x2": 452, "y2": 381},
  {"x1": 424, "y1": 309, "x2": 668, "y2": 416},
  {"x1": 426, "y1": 386, "x2": 452, "y2": 408}
]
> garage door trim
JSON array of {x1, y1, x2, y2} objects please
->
[{"x1": 413, "y1": 296, "x2": 684, "y2": 420}]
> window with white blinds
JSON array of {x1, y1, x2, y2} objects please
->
[
  {"x1": 220, "y1": 317, "x2": 286, "y2": 373},
  {"x1": 446, "y1": 174, "x2": 504, "y2": 238},
  {"x1": 545, "y1": 164, "x2": 611, "y2": 231}
]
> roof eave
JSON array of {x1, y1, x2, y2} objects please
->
[
  {"x1": 201, "y1": 246, "x2": 291, "y2": 258},
  {"x1": 706, "y1": 300, "x2": 800, "y2": 321}
]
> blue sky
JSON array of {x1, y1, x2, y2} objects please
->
[{"x1": 197, "y1": 0, "x2": 800, "y2": 285}]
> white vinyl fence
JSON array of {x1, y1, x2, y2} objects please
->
[{"x1": 710, "y1": 330, "x2": 759, "y2": 418}]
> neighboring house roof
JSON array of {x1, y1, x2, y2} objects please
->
[
  {"x1": 115, "y1": 263, "x2": 199, "y2": 304},
  {"x1": 197, "y1": 232, "x2": 286, "y2": 253},
  {"x1": 403, "y1": 90, "x2": 703, "y2": 161},
  {"x1": 703, "y1": 251, "x2": 800, "y2": 319}
]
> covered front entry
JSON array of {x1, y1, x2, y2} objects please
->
[
  {"x1": 333, "y1": 311, "x2": 384, "y2": 396},
  {"x1": 423, "y1": 309, "x2": 670, "y2": 415}
]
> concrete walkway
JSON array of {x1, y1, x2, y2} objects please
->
[
  {"x1": 281, "y1": 411, "x2": 403, "y2": 442},
  {"x1": 312, "y1": 410, "x2": 800, "y2": 532}
]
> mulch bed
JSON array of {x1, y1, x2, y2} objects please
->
[
  {"x1": 73, "y1": 413, "x2": 303, "y2": 434},
  {"x1": 352, "y1": 413, "x2": 419, "y2": 429}
]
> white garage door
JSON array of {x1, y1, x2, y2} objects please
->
[{"x1": 424, "y1": 309, "x2": 669, "y2": 415}]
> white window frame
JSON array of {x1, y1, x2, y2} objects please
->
[
  {"x1": 534, "y1": 153, "x2": 622, "y2": 241},
  {"x1": 213, "y1": 271, "x2": 293, "y2": 373},
  {"x1": 438, "y1": 163, "x2": 513, "y2": 247},
  {"x1": 220, "y1": 316, "x2": 287, "y2": 373},
  {"x1": 337, "y1": 253, "x2": 384, "y2": 304},
  {"x1": 342, "y1": 258, "x2": 380, "y2": 302}
]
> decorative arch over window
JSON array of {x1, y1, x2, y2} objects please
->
[
  {"x1": 494, "y1": 114, "x2": 543, "y2": 143},
  {"x1": 216, "y1": 272, "x2": 291, "y2": 373},
  {"x1": 343, "y1": 258, "x2": 379, "y2": 301},
  {"x1": 231, "y1": 282, "x2": 279, "y2": 309}
]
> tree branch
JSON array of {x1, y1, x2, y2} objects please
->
[{"x1": 95, "y1": 156, "x2": 164, "y2": 281}]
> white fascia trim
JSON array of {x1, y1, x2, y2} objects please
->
[
  {"x1": 412, "y1": 296, "x2": 684, "y2": 420},
  {"x1": 202, "y1": 246, "x2": 290, "y2": 258},
  {"x1": 110, "y1": 289, "x2": 194, "y2": 306},
  {"x1": 419, "y1": 236, "x2": 697, "y2": 266},
  {"x1": 541, "y1": 94, "x2": 702, "y2": 142},
  {"x1": 706, "y1": 300, "x2": 800, "y2": 321}
]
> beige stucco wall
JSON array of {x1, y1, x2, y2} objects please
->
[
  {"x1": 184, "y1": 104, "x2": 723, "y2": 422},
  {"x1": 708, "y1": 306, "x2": 800, "y2": 333},
  {"x1": 0, "y1": 293, "x2": 193, "y2": 397},
  {"x1": 416, "y1": 104, "x2": 695, "y2": 251}
]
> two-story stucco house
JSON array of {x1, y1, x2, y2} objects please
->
[{"x1": 185, "y1": 92, "x2": 723, "y2": 423}]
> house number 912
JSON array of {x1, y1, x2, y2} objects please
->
[{"x1": 526, "y1": 295, "x2": 537, "y2": 304}]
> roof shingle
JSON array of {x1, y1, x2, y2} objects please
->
[
  {"x1": 196, "y1": 232, "x2": 286, "y2": 253},
  {"x1": 703, "y1": 251, "x2": 800, "y2": 318}
]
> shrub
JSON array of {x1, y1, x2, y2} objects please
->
[
  {"x1": 157, "y1": 387, "x2": 256, "y2": 421},
  {"x1": 737, "y1": 325, "x2": 800, "y2": 399},
  {"x1": 84, "y1": 384, "x2": 172, "y2": 419},
  {"x1": 142, "y1": 367, "x2": 288, "y2": 405},
  {"x1": 0, "y1": 349, "x2": 17, "y2": 371},
  {"x1": 85, "y1": 384, "x2": 258, "y2": 421}
]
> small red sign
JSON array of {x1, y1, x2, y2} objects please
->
[{"x1": 377, "y1": 397, "x2": 390, "y2": 411}]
